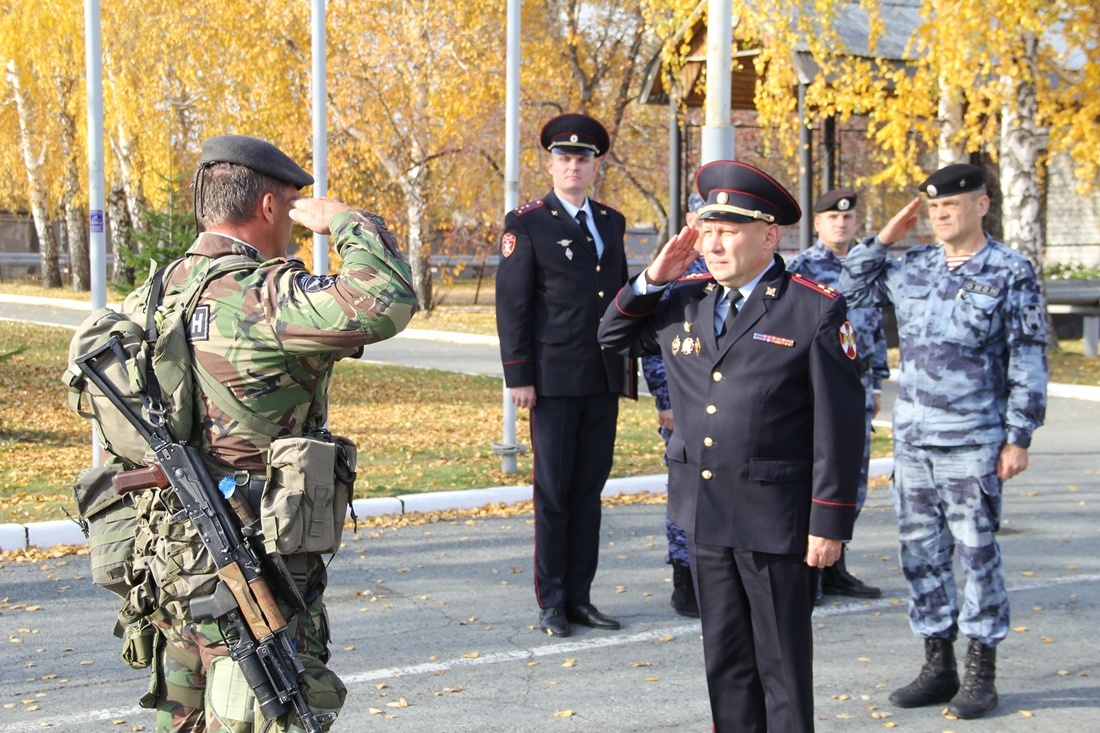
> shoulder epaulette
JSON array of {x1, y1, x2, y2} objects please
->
[
  {"x1": 678, "y1": 272, "x2": 714, "y2": 283},
  {"x1": 513, "y1": 199, "x2": 545, "y2": 216},
  {"x1": 790, "y1": 272, "x2": 839, "y2": 299}
]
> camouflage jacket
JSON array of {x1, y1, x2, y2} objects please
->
[
  {"x1": 124, "y1": 210, "x2": 417, "y2": 471},
  {"x1": 839, "y1": 235, "x2": 1047, "y2": 448},
  {"x1": 785, "y1": 241, "x2": 889, "y2": 391}
]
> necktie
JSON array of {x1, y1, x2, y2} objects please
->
[
  {"x1": 575, "y1": 210, "x2": 596, "y2": 254},
  {"x1": 715, "y1": 291, "x2": 743, "y2": 343}
]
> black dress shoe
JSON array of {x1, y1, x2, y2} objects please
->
[
  {"x1": 539, "y1": 606, "x2": 571, "y2": 637},
  {"x1": 565, "y1": 604, "x2": 621, "y2": 630}
]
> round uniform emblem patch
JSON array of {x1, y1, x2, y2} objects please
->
[
  {"x1": 839, "y1": 321, "x2": 858, "y2": 360},
  {"x1": 501, "y1": 232, "x2": 516, "y2": 258}
]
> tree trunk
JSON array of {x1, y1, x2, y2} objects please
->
[
  {"x1": 6, "y1": 60, "x2": 61, "y2": 288},
  {"x1": 937, "y1": 76, "x2": 966, "y2": 168},
  {"x1": 108, "y1": 176, "x2": 137, "y2": 286},
  {"x1": 57, "y1": 79, "x2": 90, "y2": 291},
  {"x1": 999, "y1": 32, "x2": 1056, "y2": 349}
]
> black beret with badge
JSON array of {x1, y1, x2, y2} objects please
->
[
  {"x1": 200, "y1": 134, "x2": 314, "y2": 189},
  {"x1": 540, "y1": 113, "x2": 610, "y2": 158},
  {"x1": 695, "y1": 161, "x2": 801, "y2": 226},
  {"x1": 919, "y1": 163, "x2": 984, "y2": 199},
  {"x1": 813, "y1": 188, "x2": 857, "y2": 213}
]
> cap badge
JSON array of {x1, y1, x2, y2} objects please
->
[
  {"x1": 569, "y1": 134, "x2": 578, "y2": 143},
  {"x1": 958, "y1": 178, "x2": 966, "y2": 188},
  {"x1": 716, "y1": 192, "x2": 729, "y2": 205},
  {"x1": 837, "y1": 198, "x2": 851, "y2": 211},
  {"x1": 926, "y1": 184, "x2": 938, "y2": 197}
]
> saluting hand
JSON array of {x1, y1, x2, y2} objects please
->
[
  {"x1": 644, "y1": 225, "x2": 700, "y2": 286},
  {"x1": 290, "y1": 197, "x2": 352, "y2": 235},
  {"x1": 878, "y1": 197, "x2": 922, "y2": 246}
]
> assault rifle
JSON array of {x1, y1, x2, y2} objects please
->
[{"x1": 75, "y1": 336, "x2": 333, "y2": 733}]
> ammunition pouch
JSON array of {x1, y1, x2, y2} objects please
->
[
  {"x1": 71, "y1": 464, "x2": 140, "y2": 598},
  {"x1": 260, "y1": 433, "x2": 357, "y2": 556}
]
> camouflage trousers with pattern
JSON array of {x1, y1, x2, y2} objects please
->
[
  {"x1": 153, "y1": 575, "x2": 333, "y2": 732},
  {"x1": 892, "y1": 441, "x2": 1008, "y2": 645}
]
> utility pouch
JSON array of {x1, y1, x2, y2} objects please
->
[
  {"x1": 204, "y1": 655, "x2": 256, "y2": 733},
  {"x1": 261, "y1": 434, "x2": 356, "y2": 556},
  {"x1": 262, "y1": 655, "x2": 346, "y2": 733},
  {"x1": 71, "y1": 464, "x2": 139, "y2": 597},
  {"x1": 120, "y1": 616, "x2": 158, "y2": 670}
]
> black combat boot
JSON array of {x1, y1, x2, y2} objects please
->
[
  {"x1": 946, "y1": 640, "x2": 998, "y2": 719},
  {"x1": 670, "y1": 563, "x2": 699, "y2": 617},
  {"x1": 889, "y1": 637, "x2": 960, "y2": 708},
  {"x1": 821, "y1": 544, "x2": 881, "y2": 598}
]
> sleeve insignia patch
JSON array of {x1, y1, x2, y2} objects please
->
[
  {"x1": 296, "y1": 273, "x2": 339, "y2": 293},
  {"x1": 189, "y1": 305, "x2": 210, "y2": 342},
  {"x1": 1021, "y1": 303, "x2": 1043, "y2": 334},
  {"x1": 839, "y1": 321, "x2": 858, "y2": 360},
  {"x1": 501, "y1": 232, "x2": 517, "y2": 258}
]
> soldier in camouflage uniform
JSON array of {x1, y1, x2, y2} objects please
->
[
  {"x1": 786, "y1": 189, "x2": 886, "y2": 605},
  {"x1": 124, "y1": 135, "x2": 417, "y2": 732},
  {"x1": 839, "y1": 164, "x2": 1047, "y2": 720},
  {"x1": 641, "y1": 192, "x2": 707, "y2": 617}
]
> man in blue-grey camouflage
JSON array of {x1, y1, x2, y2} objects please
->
[
  {"x1": 641, "y1": 192, "x2": 709, "y2": 618},
  {"x1": 124, "y1": 135, "x2": 417, "y2": 732},
  {"x1": 787, "y1": 188, "x2": 886, "y2": 605},
  {"x1": 839, "y1": 163, "x2": 1047, "y2": 720}
]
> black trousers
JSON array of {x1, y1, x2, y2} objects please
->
[
  {"x1": 691, "y1": 538, "x2": 816, "y2": 733},
  {"x1": 530, "y1": 393, "x2": 618, "y2": 609}
]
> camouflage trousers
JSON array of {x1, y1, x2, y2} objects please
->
[
  {"x1": 892, "y1": 441, "x2": 1008, "y2": 645},
  {"x1": 665, "y1": 519, "x2": 691, "y2": 567},
  {"x1": 855, "y1": 370, "x2": 878, "y2": 515},
  {"x1": 152, "y1": 590, "x2": 332, "y2": 732}
]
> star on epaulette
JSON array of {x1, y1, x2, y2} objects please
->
[
  {"x1": 513, "y1": 200, "x2": 545, "y2": 216},
  {"x1": 791, "y1": 272, "x2": 839, "y2": 299}
]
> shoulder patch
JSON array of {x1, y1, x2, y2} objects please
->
[
  {"x1": 513, "y1": 200, "x2": 545, "y2": 217},
  {"x1": 790, "y1": 272, "x2": 839, "y2": 299}
]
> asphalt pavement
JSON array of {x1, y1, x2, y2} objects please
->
[{"x1": 2, "y1": 295, "x2": 1099, "y2": 731}]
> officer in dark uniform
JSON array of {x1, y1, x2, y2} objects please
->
[
  {"x1": 495, "y1": 113, "x2": 630, "y2": 638},
  {"x1": 599, "y1": 161, "x2": 865, "y2": 732}
]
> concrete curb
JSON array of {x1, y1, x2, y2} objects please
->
[{"x1": 5, "y1": 463, "x2": 898, "y2": 552}]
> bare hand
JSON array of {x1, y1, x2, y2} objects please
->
[
  {"x1": 997, "y1": 443, "x2": 1028, "y2": 481},
  {"x1": 645, "y1": 226, "x2": 700, "y2": 285},
  {"x1": 289, "y1": 197, "x2": 352, "y2": 235},
  {"x1": 657, "y1": 408, "x2": 674, "y2": 433},
  {"x1": 510, "y1": 385, "x2": 537, "y2": 410},
  {"x1": 878, "y1": 197, "x2": 922, "y2": 246},
  {"x1": 805, "y1": 536, "x2": 843, "y2": 568}
]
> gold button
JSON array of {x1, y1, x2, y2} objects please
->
[
  {"x1": 703, "y1": 437, "x2": 713, "y2": 447},
  {"x1": 701, "y1": 470, "x2": 713, "y2": 480},
  {"x1": 596, "y1": 265, "x2": 601, "y2": 272},
  {"x1": 598, "y1": 290, "x2": 605, "y2": 298},
  {"x1": 712, "y1": 372, "x2": 723, "y2": 382},
  {"x1": 706, "y1": 405, "x2": 717, "y2": 414}
]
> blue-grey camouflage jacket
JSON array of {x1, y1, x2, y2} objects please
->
[
  {"x1": 839, "y1": 235, "x2": 1047, "y2": 448},
  {"x1": 786, "y1": 241, "x2": 889, "y2": 391}
]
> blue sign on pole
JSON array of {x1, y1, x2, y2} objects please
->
[{"x1": 90, "y1": 210, "x2": 104, "y2": 233}]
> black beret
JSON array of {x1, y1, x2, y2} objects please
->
[
  {"x1": 201, "y1": 134, "x2": 314, "y2": 189},
  {"x1": 919, "y1": 164, "x2": 984, "y2": 199},
  {"x1": 540, "y1": 113, "x2": 610, "y2": 157},
  {"x1": 813, "y1": 188, "x2": 857, "y2": 213},
  {"x1": 695, "y1": 161, "x2": 801, "y2": 226}
]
